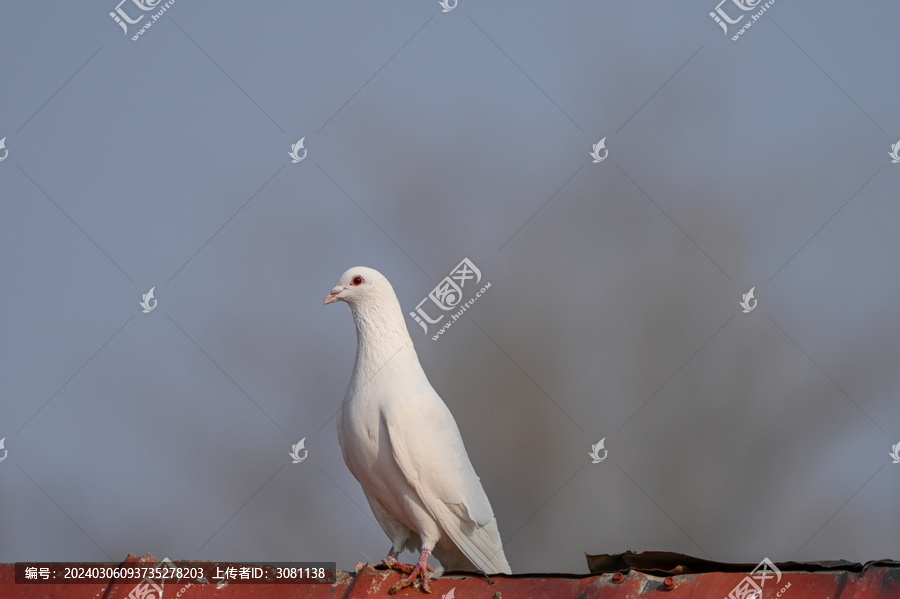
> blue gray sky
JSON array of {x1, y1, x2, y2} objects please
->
[{"x1": 1, "y1": 0, "x2": 898, "y2": 574}]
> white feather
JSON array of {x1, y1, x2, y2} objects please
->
[{"x1": 328, "y1": 266, "x2": 511, "y2": 575}]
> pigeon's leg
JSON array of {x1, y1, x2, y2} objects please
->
[
  {"x1": 382, "y1": 547, "x2": 415, "y2": 574},
  {"x1": 389, "y1": 548, "x2": 435, "y2": 594}
]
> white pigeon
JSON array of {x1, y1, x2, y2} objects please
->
[{"x1": 325, "y1": 267, "x2": 511, "y2": 593}]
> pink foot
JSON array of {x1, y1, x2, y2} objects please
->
[
  {"x1": 382, "y1": 554, "x2": 415, "y2": 575},
  {"x1": 389, "y1": 549, "x2": 434, "y2": 594},
  {"x1": 380, "y1": 547, "x2": 416, "y2": 574}
]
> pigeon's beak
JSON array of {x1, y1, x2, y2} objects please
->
[{"x1": 324, "y1": 285, "x2": 344, "y2": 305}]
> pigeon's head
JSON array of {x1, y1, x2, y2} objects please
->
[{"x1": 324, "y1": 266, "x2": 395, "y2": 307}]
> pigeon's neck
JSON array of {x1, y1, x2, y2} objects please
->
[{"x1": 348, "y1": 297, "x2": 423, "y2": 390}]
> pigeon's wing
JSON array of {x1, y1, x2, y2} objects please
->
[{"x1": 383, "y1": 386, "x2": 511, "y2": 574}]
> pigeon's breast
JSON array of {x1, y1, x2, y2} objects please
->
[
  {"x1": 339, "y1": 397, "x2": 383, "y2": 473},
  {"x1": 339, "y1": 392, "x2": 420, "y2": 521}
]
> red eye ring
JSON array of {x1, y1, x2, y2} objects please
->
[{"x1": 351, "y1": 275, "x2": 364, "y2": 286}]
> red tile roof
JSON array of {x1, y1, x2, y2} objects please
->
[{"x1": 3, "y1": 552, "x2": 898, "y2": 598}]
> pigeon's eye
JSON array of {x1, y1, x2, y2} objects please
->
[{"x1": 351, "y1": 275, "x2": 364, "y2": 286}]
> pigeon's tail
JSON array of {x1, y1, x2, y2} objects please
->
[{"x1": 436, "y1": 512, "x2": 512, "y2": 575}]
